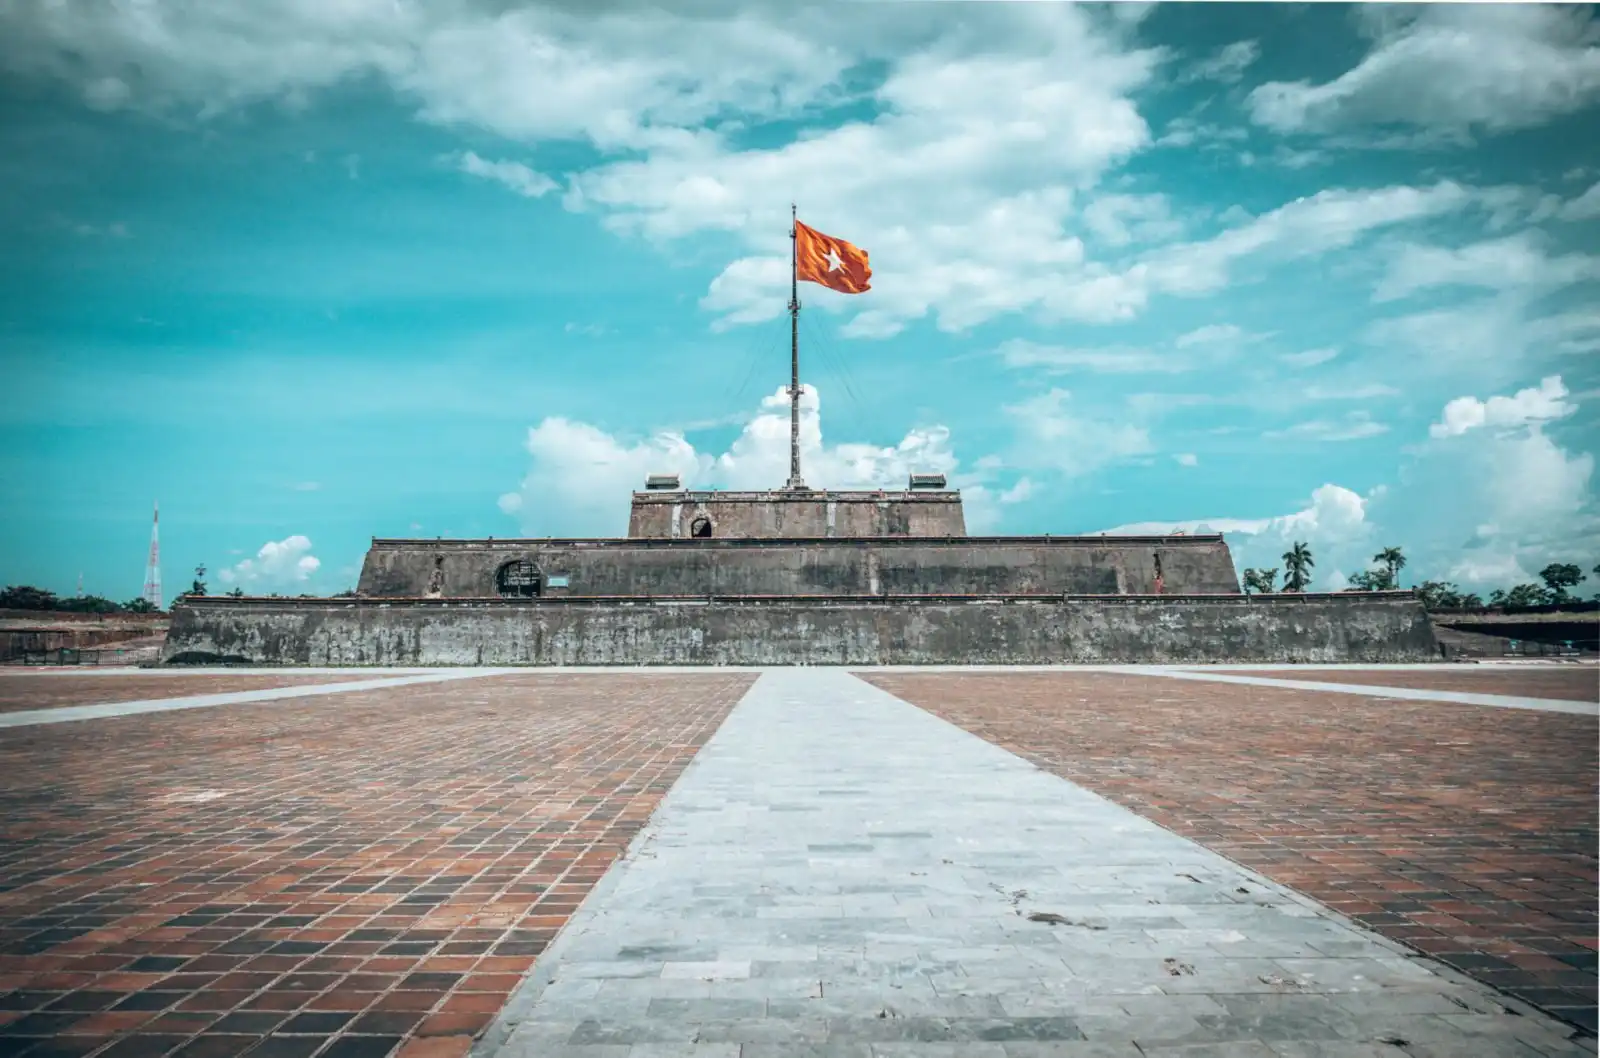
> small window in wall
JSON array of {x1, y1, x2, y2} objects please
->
[
  {"x1": 496, "y1": 560, "x2": 542, "y2": 598},
  {"x1": 689, "y1": 516, "x2": 713, "y2": 538}
]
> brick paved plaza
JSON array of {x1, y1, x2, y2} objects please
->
[
  {"x1": 0, "y1": 676, "x2": 376, "y2": 715},
  {"x1": 0, "y1": 665, "x2": 1594, "y2": 1058}
]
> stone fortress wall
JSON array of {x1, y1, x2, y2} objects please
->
[
  {"x1": 164, "y1": 592, "x2": 1441, "y2": 667},
  {"x1": 163, "y1": 474, "x2": 1442, "y2": 667},
  {"x1": 356, "y1": 535, "x2": 1243, "y2": 599}
]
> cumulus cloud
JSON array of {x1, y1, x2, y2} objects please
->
[
  {"x1": 1080, "y1": 193, "x2": 1182, "y2": 248},
  {"x1": 1247, "y1": 5, "x2": 1600, "y2": 136},
  {"x1": 1429, "y1": 375, "x2": 1576, "y2": 439},
  {"x1": 696, "y1": 179, "x2": 1479, "y2": 336},
  {"x1": 497, "y1": 384, "x2": 999, "y2": 536},
  {"x1": 451, "y1": 150, "x2": 557, "y2": 198},
  {"x1": 1100, "y1": 376, "x2": 1598, "y2": 594},
  {"x1": 0, "y1": 2, "x2": 1544, "y2": 342},
  {"x1": 216, "y1": 535, "x2": 322, "y2": 589},
  {"x1": 1101, "y1": 484, "x2": 1376, "y2": 591}
]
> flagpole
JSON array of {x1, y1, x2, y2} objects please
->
[{"x1": 787, "y1": 202, "x2": 804, "y2": 490}]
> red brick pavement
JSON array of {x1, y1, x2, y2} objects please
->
[
  {"x1": 0, "y1": 676, "x2": 375, "y2": 714},
  {"x1": 1226, "y1": 666, "x2": 1599, "y2": 703},
  {"x1": 0, "y1": 672, "x2": 753, "y2": 1058},
  {"x1": 865, "y1": 671, "x2": 1599, "y2": 1034}
]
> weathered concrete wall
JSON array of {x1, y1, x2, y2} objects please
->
[
  {"x1": 163, "y1": 592, "x2": 1439, "y2": 666},
  {"x1": 627, "y1": 489, "x2": 967, "y2": 539},
  {"x1": 356, "y1": 536, "x2": 1241, "y2": 599}
]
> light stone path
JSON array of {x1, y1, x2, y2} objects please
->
[
  {"x1": 0, "y1": 669, "x2": 517, "y2": 728},
  {"x1": 1133, "y1": 668, "x2": 1599, "y2": 716},
  {"x1": 482, "y1": 669, "x2": 1593, "y2": 1058}
]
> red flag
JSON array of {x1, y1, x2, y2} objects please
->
[{"x1": 795, "y1": 220, "x2": 871, "y2": 294}]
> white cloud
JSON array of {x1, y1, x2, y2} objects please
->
[
  {"x1": 498, "y1": 383, "x2": 990, "y2": 536},
  {"x1": 1102, "y1": 378, "x2": 1598, "y2": 594},
  {"x1": 216, "y1": 535, "x2": 322, "y2": 588},
  {"x1": 1365, "y1": 297, "x2": 1600, "y2": 385},
  {"x1": 1173, "y1": 323, "x2": 1243, "y2": 348},
  {"x1": 1264, "y1": 412, "x2": 1389, "y2": 443},
  {"x1": 1003, "y1": 388, "x2": 1155, "y2": 477},
  {"x1": 451, "y1": 150, "x2": 557, "y2": 198},
  {"x1": 1080, "y1": 193, "x2": 1182, "y2": 248},
  {"x1": 1182, "y1": 40, "x2": 1260, "y2": 85},
  {"x1": 1154, "y1": 117, "x2": 1249, "y2": 150},
  {"x1": 996, "y1": 322, "x2": 1256, "y2": 377},
  {"x1": 999, "y1": 478, "x2": 1035, "y2": 504},
  {"x1": 1173, "y1": 452, "x2": 1198, "y2": 467},
  {"x1": 0, "y1": 3, "x2": 1525, "y2": 341},
  {"x1": 1373, "y1": 232, "x2": 1600, "y2": 303},
  {"x1": 1303, "y1": 384, "x2": 1399, "y2": 401},
  {"x1": 1136, "y1": 182, "x2": 1474, "y2": 300},
  {"x1": 1429, "y1": 375, "x2": 1577, "y2": 439},
  {"x1": 1280, "y1": 347, "x2": 1339, "y2": 368},
  {"x1": 1560, "y1": 181, "x2": 1600, "y2": 221},
  {"x1": 1100, "y1": 484, "x2": 1375, "y2": 591},
  {"x1": 1248, "y1": 6, "x2": 1600, "y2": 135},
  {"x1": 997, "y1": 340, "x2": 1186, "y2": 376},
  {"x1": 1378, "y1": 394, "x2": 1596, "y2": 590}
]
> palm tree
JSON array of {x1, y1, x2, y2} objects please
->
[
  {"x1": 1282, "y1": 542, "x2": 1314, "y2": 592},
  {"x1": 1374, "y1": 547, "x2": 1406, "y2": 588}
]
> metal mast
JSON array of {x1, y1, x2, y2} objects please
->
[
  {"x1": 142, "y1": 501, "x2": 163, "y2": 610},
  {"x1": 786, "y1": 203, "x2": 806, "y2": 490}
]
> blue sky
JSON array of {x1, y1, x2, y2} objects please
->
[{"x1": 1, "y1": 1, "x2": 1596, "y2": 601}]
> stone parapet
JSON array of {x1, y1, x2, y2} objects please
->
[
  {"x1": 162, "y1": 591, "x2": 1440, "y2": 667},
  {"x1": 356, "y1": 534, "x2": 1241, "y2": 599}
]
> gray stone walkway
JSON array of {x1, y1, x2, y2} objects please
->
[
  {"x1": 1139, "y1": 668, "x2": 1599, "y2": 716},
  {"x1": 483, "y1": 669, "x2": 1592, "y2": 1058}
]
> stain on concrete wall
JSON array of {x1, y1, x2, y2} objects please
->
[
  {"x1": 355, "y1": 537, "x2": 1241, "y2": 599},
  {"x1": 163, "y1": 593, "x2": 1439, "y2": 667}
]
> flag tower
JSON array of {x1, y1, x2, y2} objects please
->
[
  {"x1": 787, "y1": 203, "x2": 805, "y2": 491},
  {"x1": 785, "y1": 207, "x2": 872, "y2": 492},
  {"x1": 142, "y1": 502, "x2": 162, "y2": 610}
]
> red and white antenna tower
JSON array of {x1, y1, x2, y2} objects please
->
[{"x1": 142, "y1": 502, "x2": 163, "y2": 610}]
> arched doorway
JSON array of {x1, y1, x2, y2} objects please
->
[
  {"x1": 495, "y1": 560, "x2": 542, "y2": 598},
  {"x1": 689, "y1": 515, "x2": 713, "y2": 538}
]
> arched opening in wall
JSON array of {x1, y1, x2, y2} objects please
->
[
  {"x1": 689, "y1": 516, "x2": 713, "y2": 538},
  {"x1": 496, "y1": 560, "x2": 542, "y2": 598}
]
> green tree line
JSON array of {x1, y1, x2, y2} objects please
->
[
  {"x1": 1, "y1": 564, "x2": 356, "y2": 612},
  {"x1": 1242, "y1": 546, "x2": 1597, "y2": 612}
]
